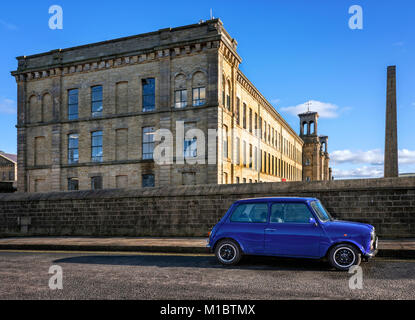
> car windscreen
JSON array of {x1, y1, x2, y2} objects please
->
[{"x1": 311, "y1": 201, "x2": 333, "y2": 222}]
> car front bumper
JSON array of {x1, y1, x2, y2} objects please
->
[{"x1": 363, "y1": 236, "x2": 378, "y2": 260}]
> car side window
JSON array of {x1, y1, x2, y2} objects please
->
[
  {"x1": 270, "y1": 203, "x2": 312, "y2": 224},
  {"x1": 230, "y1": 203, "x2": 268, "y2": 223}
]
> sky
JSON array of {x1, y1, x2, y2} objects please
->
[{"x1": 0, "y1": 0, "x2": 414, "y2": 179}]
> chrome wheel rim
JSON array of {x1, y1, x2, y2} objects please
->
[
  {"x1": 333, "y1": 247, "x2": 355, "y2": 268},
  {"x1": 218, "y1": 243, "x2": 236, "y2": 262}
]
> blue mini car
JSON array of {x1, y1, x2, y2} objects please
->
[{"x1": 207, "y1": 197, "x2": 378, "y2": 271}]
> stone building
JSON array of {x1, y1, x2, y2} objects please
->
[
  {"x1": 299, "y1": 111, "x2": 332, "y2": 181},
  {"x1": 11, "y1": 19, "x2": 329, "y2": 192},
  {"x1": 0, "y1": 152, "x2": 17, "y2": 183}
]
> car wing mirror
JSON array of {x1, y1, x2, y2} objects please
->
[{"x1": 309, "y1": 217, "x2": 318, "y2": 226}]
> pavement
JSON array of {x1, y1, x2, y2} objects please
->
[
  {"x1": 0, "y1": 251, "x2": 414, "y2": 299},
  {"x1": 0, "y1": 236, "x2": 414, "y2": 258}
]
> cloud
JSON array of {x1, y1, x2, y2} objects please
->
[
  {"x1": 271, "y1": 98, "x2": 281, "y2": 105},
  {"x1": 0, "y1": 19, "x2": 17, "y2": 30},
  {"x1": 331, "y1": 149, "x2": 383, "y2": 165},
  {"x1": 331, "y1": 149, "x2": 415, "y2": 166},
  {"x1": 280, "y1": 100, "x2": 342, "y2": 118},
  {"x1": 0, "y1": 98, "x2": 17, "y2": 114},
  {"x1": 332, "y1": 166, "x2": 383, "y2": 179},
  {"x1": 399, "y1": 149, "x2": 415, "y2": 165}
]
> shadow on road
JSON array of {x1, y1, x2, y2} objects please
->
[{"x1": 53, "y1": 254, "x2": 332, "y2": 271}]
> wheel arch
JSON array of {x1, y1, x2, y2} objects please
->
[
  {"x1": 325, "y1": 240, "x2": 364, "y2": 258},
  {"x1": 213, "y1": 237, "x2": 245, "y2": 254}
]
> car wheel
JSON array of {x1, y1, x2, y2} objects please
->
[
  {"x1": 215, "y1": 239, "x2": 242, "y2": 266},
  {"x1": 328, "y1": 244, "x2": 361, "y2": 271}
]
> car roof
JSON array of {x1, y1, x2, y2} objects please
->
[{"x1": 235, "y1": 197, "x2": 317, "y2": 203}]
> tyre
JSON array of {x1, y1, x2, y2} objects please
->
[
  {"x1": 328, "y1": 243, "x2": 361, "y2": 271},
  {"x1": 214, "y1": 239, "x2": 242, "y2": 266}
]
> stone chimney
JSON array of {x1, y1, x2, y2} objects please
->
[{"x1": 384, "y1": 66, "x2": 399, "y2": 178}]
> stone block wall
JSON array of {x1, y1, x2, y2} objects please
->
[{"x1": 0, "y1": 177, "x2": 414, "y2": 238}]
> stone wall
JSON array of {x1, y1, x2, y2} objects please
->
[{"x1": 0, "y1": 177, "x2": 414, "y2": 238}]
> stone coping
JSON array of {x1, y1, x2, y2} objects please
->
[{"x1": 0, "y1": 177, "x2": 414, "y2": 202}]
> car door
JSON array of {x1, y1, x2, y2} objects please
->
[
  {"x1": 264, "y1": 202, "x2": 322, "y2": 258},
  {"x1": 226, "y1": 202, "x2": 269, "y2": 254}
]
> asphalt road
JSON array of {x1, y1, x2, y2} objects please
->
[{"x1": 0, "y1": 250, "x2": 414, "y2": 300}]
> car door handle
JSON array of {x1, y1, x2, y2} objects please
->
[{"x1": 265, "y1": 228, "x2": 277, "y2": 232}]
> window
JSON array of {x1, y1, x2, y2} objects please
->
[
  {"x1": 224, "y1": 172, "x2": 228, "y2": 184},
  {"x1": 142, "y1": 174, "x2": 155, "y2": 188},
  {"x1": 254, "y1": 113, "x2": 258, "y2": 135},
  {"x1": 142, "y1": 78, "x2": 155, "y2": 112},
  {"x1": 226, "y1": 81, "x2": 231, "y2": 111},
  {"x1": 306, "y1": 159, "x2": 311, "y2": 166},
  {"x1": 236, "y1": 137, "x2": 240, "y2": 165},
  {"x1": 175, "y1": 89, "x2": 187, "y2": 108},
  {"x1": 270, "y1": 203, "x2": 313, "y2": 224},
  {"x1": 91, "y1": 131, "x2": 103, "y2": 162},
  {"x1": 223, "y1": 125, "x2": 228, "y2": 159},
  {"x1": 68, "y1": 134, "x2": 79, "y2": 164},
  {"x1": 91, "y1": 176, "x2": 103, "y2": 190},
  {"x1": 68, "y1": 178, "x2": 79, "y2": 191},
  {"x1": 249, "y1": 108, "x2": 252, "y2": 133},
  {"x1": 231, "y1": 203, "x2": 268, "y2": 223},
  {"x1": 243, "y1": 178, "x2": 247, "y2": 183},
  {"x1": 249, "y1": 144, "x2": 253, "y2": 169},
  {"x1": 243, "y1": 103, "x2": 247, "y2": 129},
  {"x1": 9, "y1": 171, "x2": 14, "y2": 181},
  {"x1": 243, "y1": 141, "x2": 247, "y2": 167},
  {"x1": 264, "y1": 121, "x2": 267, "y2": 141},
  {"x1": 91, "y1": 86, "x2": 103, "y2": 117},
  {"x1": 184, "y1": 138, "x2": 197, "y2": 158},
  {"x1": 236, "y1": 98, "x2": 240, "y2": 125},
  {"x1": 254, "y1": 147, "x2": 258, "y2": 171},
  {"x1": 236, "y1": 177, "x2": 240, "y2": 184},
  {"x1": 68, "y1": 89, "x2": 78, "y2": 120},
  {"x1": 192, "y1": 87, "x2": 206, "y2": 106},
  {"x1": 142, "y1": 127, "x2": 155, "y2": 160},
  {"x1": 311, "y1": 201, "x2": 333, "y2": 222}
]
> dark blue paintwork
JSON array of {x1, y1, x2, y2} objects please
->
[{"x1": 207, "y1": 197, "x2": 377, "y2": 260}]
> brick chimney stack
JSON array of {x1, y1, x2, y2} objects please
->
[{"x1": 384, "y1": 66, "x2": 399, "y2": 178}]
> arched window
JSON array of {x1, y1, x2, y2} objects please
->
[
  {"x1": 309, "y1": 121, "x2": 315, "y2": 134},
  {"x1": 174, "y1": 74, "x2": 187, "y2": 108},
  {"x1": 29, "y1": 95, "x2": 39, "y2": 123},
  {"x1": 42, "y1": 93, "x2": 53, "y2": 122},
  {"x1": 303, "y1": 122, "x2": 308, "y2": 135},
  {"x1": 192, "y1": 71, "x2": 206, "y2": 106},
  {"x1": 226, "y1": 79, "x2": 231, "y2": 111}
]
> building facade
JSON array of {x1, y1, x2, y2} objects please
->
[
  {"x1": 0, "y1": 153, "x2": 17, "y2": 183},
  {"x1": 11, "y1": 19, "x2": 328, "y2": 192}
]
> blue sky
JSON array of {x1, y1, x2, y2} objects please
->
[{"x1": 0, "y1": 0, "x2": 414, "y2": 178}]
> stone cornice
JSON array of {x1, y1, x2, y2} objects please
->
[
  {"x1": 236, "y1": 70, "x2": 303, "y2": 144},
  {"x1": 11, "y1": 38, "x2": 221, "y2": 83}
]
